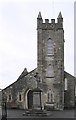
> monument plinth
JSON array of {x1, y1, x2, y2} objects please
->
[{"x1": 32, "y1": 87, "x2": 42, "y2": 110}]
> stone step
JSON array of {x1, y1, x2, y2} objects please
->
[{"x1": 23, "y1": 110, "x2": 48, "y2": 116}]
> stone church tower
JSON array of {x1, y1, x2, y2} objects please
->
[{"x1": 37, "y1": 12, "x2": 64, "y2": 109}]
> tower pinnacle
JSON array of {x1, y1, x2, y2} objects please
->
[
  {"x1": 38, "y1": 12, "x2": 42, "y2": 19},
  {"x1": 57, "y1": 11, "x2": 63, "y2": 25},
  {"x1": 58, "y1": 11, "x2": 63, "y2": 18}
]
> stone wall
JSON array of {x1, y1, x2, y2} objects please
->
[
  {"x1": 2, "y1": 68, "x2": 37, "y2": 109},
  {"x1": 64, "y1": 72, "x2": 75, "y2": 108},
  {"x1": 2, "y1": 69, "x2": 75, "y2": 110}
]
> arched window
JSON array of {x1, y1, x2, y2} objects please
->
[
  {"x1": 19, "y1": 94, "x2": 22, "y2": 101},
  {"x1": 8, "y1": 94, "x2": 12, "y2": 102},
  {"x1": 47, "y1": 90, "x2": 54, "y2": 102},
  {"x1": 9, "y1": 95, "x2": 11, "y2": 101},
  {"x1": 47, "y1": 65, "x2": 54, "y2": 77},
  {"x1": 18, "y1": 93, "x2": 22, "y2": 102},
  {"x1": 47, "y1": 38, "x2": 54, "y2": 55}
]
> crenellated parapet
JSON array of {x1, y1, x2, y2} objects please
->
[{"x1": 37, "y1": 11, "x2": 63, "y2": 30}]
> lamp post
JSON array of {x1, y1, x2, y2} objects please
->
[{"x1": 1, "y1": 91, "x2": 7, "y2": 120}]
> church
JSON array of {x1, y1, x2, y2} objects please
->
[{"x1": 2, "y1": 12, "x2": 75, "y2": 110}]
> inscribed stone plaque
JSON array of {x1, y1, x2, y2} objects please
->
[{"x1": 33, "y1": 92, "x2": 40, "y2": 106}]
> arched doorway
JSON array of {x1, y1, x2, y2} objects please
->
[{"x1": 27, "y1": 90, "x2": 33, "y2": 109}]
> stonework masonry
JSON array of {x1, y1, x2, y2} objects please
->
[{"x1": 37, "y1": 12, "x2": 64, "y2": 109}]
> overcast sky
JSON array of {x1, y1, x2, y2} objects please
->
[{"x1": 0, "y1": 0, "x2": 74, "y2": 89}]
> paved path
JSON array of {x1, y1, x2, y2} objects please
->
[{"x1": 6, "y1": 109, "x2": 75, "y2": 118}]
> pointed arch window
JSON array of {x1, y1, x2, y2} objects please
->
[{"x1": 47, "y1": 38, "x2": 54, "y2": 55}]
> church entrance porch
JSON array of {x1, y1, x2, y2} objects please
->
[
  {"x1": 23, "y1": 88, "x2": 48, "y2": 116},
  {"x1": 24, "y1": 88, "x2": 42, "y2": 110}
]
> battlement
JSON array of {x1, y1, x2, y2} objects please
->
[
  {"x1": 51, "y1": 19, "x2": 55, "y2": 23},
  {"x1": 44, "y1": 19, "x2": 55, "y2": 24},
  {"x1": 37, "y1": 12, "x2": 63, "y2": 30},
  {"x1": 45, "y1": 19, "x2": 49, "y2": 23}
]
